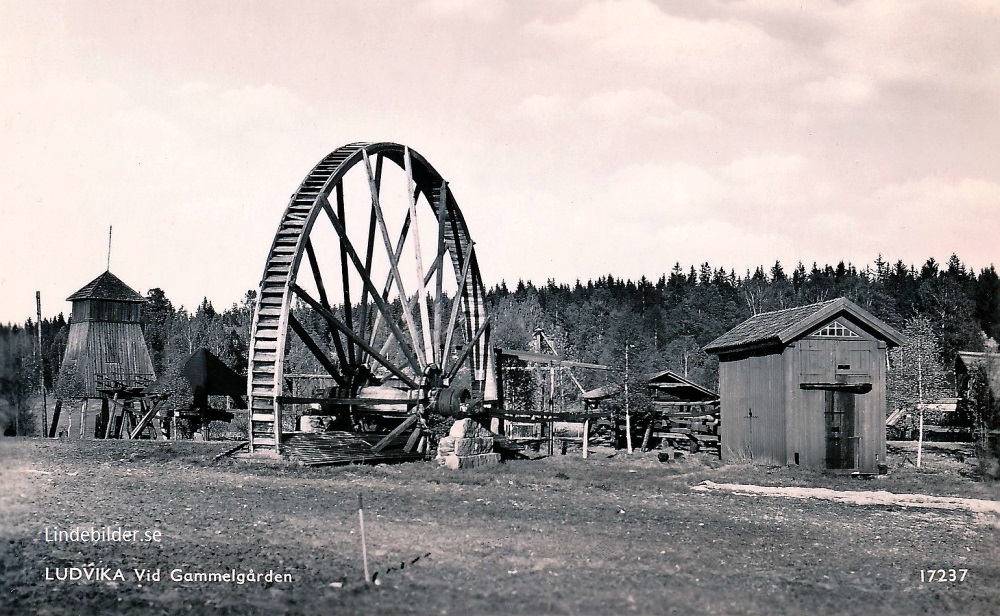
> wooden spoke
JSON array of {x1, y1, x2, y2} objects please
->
[
  {"x1": 433, "y1": 180, "x2": 448, "y2": 367},
  {"x1": 305, "y1": 239, "x2": 349, "y2": 369},
  {"x1": 442, "y1": 251, "x2": 475, "y2": 373},
  {"x1": 367, "y1": 210, "x2": 410, "y2": 353},
  {"x1": 317, "y1": 193, "x2": 422, "y2": 374},
  {"x1": 335, "y1": 182, "x2": 356, "y2": 365},
  {"x1": 446, "y1": 203, "x2": 476, "y2": 354},
  {"x1": 405, "y1": 147, "x2": 434, "y2": 365},
  {"x1": 356, "y1": 155, "x2": 381, "y2": 363},
  {"x1": 288, "y1": 312, "x2": 349, "y2": 388},
  {"x1": 362, "y1": 149, "x2": 424, "y2": 367},
  {"x1": 292, "y1": 283, "x2": 419, "y2": 389},
  {"x1": 446, "y1": 316, "x2": 491, "y2": 381}
]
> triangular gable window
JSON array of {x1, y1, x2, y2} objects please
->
[{"x1": 812, "y1": 319, "x2": 860, "y2": 338}]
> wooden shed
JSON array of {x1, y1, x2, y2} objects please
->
[
  {"x1": 704, "y1": 298, "x2": 904, "y2": 473},
  {"x1": 50, "y1": 271, "x2": 156, "y2": 438},
  {"x1": 955, "y1": 351, "x2": 1000, "y2": 399}
]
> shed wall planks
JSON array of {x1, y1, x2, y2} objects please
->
[{"x1": 719, "y1": 349, "x2": 785, "y2": 465}]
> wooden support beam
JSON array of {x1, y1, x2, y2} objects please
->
[
  {"x1": 371, "y1": 414, "x2": 418, "y2": 453},
  {"x1": 495, "y1": 348, "x2": 610, "y2": 371},
  {"x1": 404, "y1": 425, "x2": 422, "y2": 453},
  {"x1": 103, "y1": 396, "x2": 119, "y2": 439},
  {"x1": 277, "y1": 396, "x2": 419, "y2": 406},
  {"x1": 129, "y1": 398, "x2": 165, "y2": 440},
  {"x1": 48, "y1": 399, "x2": 62, "y2": 437}
]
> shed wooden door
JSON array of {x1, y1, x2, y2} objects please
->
[{"x1": 824, "y1": 391, "x2": 857, "y2": 469}]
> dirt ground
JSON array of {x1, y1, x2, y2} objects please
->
[{"x1": 1, "y1": 438, "x2": 998, "y2": 616}]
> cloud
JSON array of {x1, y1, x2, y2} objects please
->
[
  {"x1": 516, "y1": 87, "x2": 719, "y2": 135},
  {"x1": 515, "y1": 93, "x2": 566, "y2": 123},
  {"x1": 416, "y1": 0, "x2": 508, "y2": 22},
  {"x1": 795, "y1": 75, "x2": 875, "y2": 106},
  {"x1": 581, "y1": 88, "x2": 719, "y2": 131},
  {"x1": 525, "y1": 0, "x2": 811, "y2": 87}
]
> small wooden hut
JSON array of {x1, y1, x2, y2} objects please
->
[
  {"x1": 50, "y1": 271, "x2": 156, "y2": 438},
  {"x1": 142, "y1": 348, "x2": 246, "y2": 439},
  {"x1": 955, "y1": 351, "x2": 1000, "y2": 399},
  {"x1": 704, "y1": 298, "x2": 904, "y2": 473}
]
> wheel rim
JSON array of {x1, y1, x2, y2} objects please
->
[{"x1": 247, "y1": 142, "x2": 495, "y2": 454}]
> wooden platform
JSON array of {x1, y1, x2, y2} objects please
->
[{"x1": 280, "y1": 431, "x2": 425, "y2": 466}]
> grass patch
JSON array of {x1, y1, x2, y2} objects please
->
[{"x1": 1, "y1": 438, "x2": 997, "y2": 615}]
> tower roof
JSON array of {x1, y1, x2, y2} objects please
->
[{"x1": 66, "y1": 271, "x2": 145, "y2": 303}]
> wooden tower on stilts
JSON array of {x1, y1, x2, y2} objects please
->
[{"x1": 50, "y1": 271, "x2": 156, "y2": 438}]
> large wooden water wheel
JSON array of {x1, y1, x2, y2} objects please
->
[{"x1": 247, "y1": 142, "x2": 497, "y2": 458}]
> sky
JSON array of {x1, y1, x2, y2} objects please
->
[{"x1": 1, "y1": 0, "x2": 998, "y2": 323}]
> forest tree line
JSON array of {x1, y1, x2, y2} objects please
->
[{"x1": 2, "y1": 254, "x2": 999, "y2": 435}]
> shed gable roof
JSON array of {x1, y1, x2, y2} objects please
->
[
  {"x1": 703, "y1": 297, "x2": 905, "y2": 355},
  {"x1": 581, "y1": 369, "x2": 717, "y2": 401},
  {"x1": 644, "y1": 369, "x2": 718, "y2": 401},
  {"x1": 67, "y1": 271, "x2": 145, "y2": 303},
  {"x1": 956, "y1": 351, "x2": 1000, "y2": 396}
]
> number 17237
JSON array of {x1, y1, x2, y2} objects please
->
[{"x1": 921, "y1": 569, "x2": 968, "y2": 582}]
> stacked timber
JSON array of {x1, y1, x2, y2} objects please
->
[{"x1": 436, "y1": 419, "x2": 500, "y2": 469}]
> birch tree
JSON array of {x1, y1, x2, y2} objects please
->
[{"x1": 887, "y1": 316, "x2": 950, "y2": 467}]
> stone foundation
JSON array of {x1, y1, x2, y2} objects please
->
[
  {"x1": 437, "y1": 419, "x2": 500, "y2": 469},
  {"x1": 442, "y1": 452, "x2": 501, "y2": 469}
]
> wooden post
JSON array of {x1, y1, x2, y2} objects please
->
[
  {"x1": 48, "y1": 399, "x2": 62, "y2": 438},
  {"x1": 79, "y1": 400, "x2": 88, "y2": 439},
  {"x1": 358, "y1": 493, "x2": 371, "y2": 584},
  {"x1": 104, "y1": 396, "x2": 118, "y2": 439},
  {"x1": 641, "y1": 421, "x2": 653, "y2": 452},
  {"x1": 916, "y1": 358, "x2": 924, "y2": 468},
  {"x1": 99, "y1": 398, "x2": 109, "y2": 439},
  {"x1": 625, "y1": 343, "x2": 633, "y2": 455},
  {"x1": 582, "y1": 418, "x2": 590, "y2": 459},
  {"x1": 36, "y1": 292, "x2": 48, "y2": 437}
]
